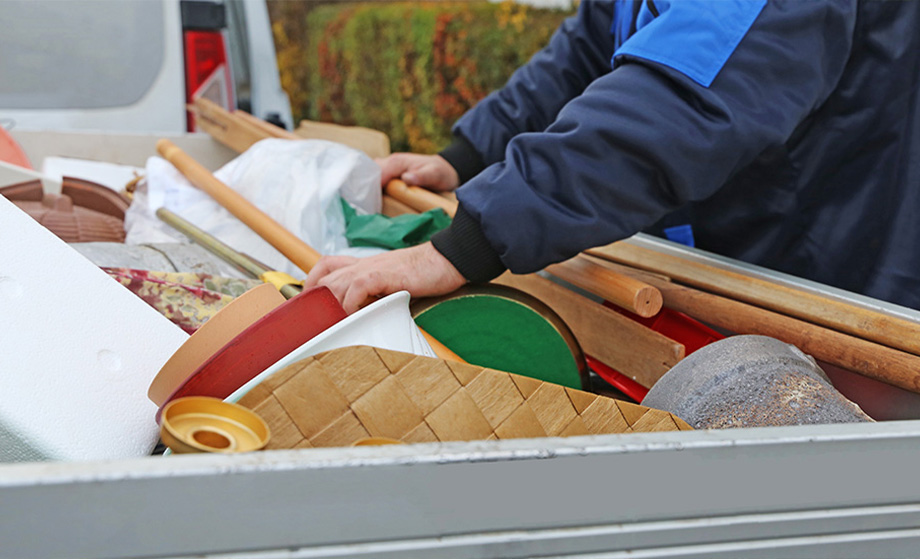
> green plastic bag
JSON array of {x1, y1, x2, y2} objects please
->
[{"x1": 341, "y1": 198, "x2": 452, "y2": 250}]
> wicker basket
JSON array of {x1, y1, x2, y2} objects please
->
[{"x1": 237, "y1": 345, "x2": 692, "y2": 450}]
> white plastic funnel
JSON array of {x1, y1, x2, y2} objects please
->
[{"x1": 226, "y1": 291, "x2": 434, "y2": 403}]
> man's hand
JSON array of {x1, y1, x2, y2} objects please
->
[
  {"x1": 376, "y1": 153, "x2": 460, "y2": 192},
  {"x1": 303, "y1": 242, "x2": 466, "y2": 314}
]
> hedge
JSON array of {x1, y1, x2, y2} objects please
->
[{"x1": 271, "y1": 1, "x2": 574, "y2": 153}]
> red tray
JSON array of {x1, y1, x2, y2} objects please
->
[{"x1": 157, "y1": 285, "x2": 347, "y2": 419}]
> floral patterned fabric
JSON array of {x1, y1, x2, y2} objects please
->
[{"x1": 103, "y1": 268, "x2": 262, "y2": 334}]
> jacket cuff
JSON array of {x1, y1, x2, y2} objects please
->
[
  {"x1": 431, "y1": 204, "x2": 506, "y2": 283},
  {"x1": 438, "y1": 134, "x2": 486, "y2": 185}
]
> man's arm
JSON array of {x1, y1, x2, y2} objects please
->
[{"x1": 434, "y1": 0, "x2": 858, "y2": 282}]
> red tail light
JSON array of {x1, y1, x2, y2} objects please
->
[{"x1": 183, "y1": 29, "x2": 234, "y2": 131}]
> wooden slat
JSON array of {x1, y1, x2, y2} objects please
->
[
  {"x1": 588, "y1": 241, "x2": 920, "y2": 357},
  {"x1": 588, "y1": 255, "x2": 920, "y2": 394},
  {"x1": 494, "y1": 272, "x2": 685, "y2": 388},
  {"x1": 296, "y1": 120, "x2": 391, "y2": 159},
  {"x1": 233, "y1": 110, "x2": 300, "y2": 140},
  {"x1": 188, "y1": 98, "x2": 269, "y2": 153}
]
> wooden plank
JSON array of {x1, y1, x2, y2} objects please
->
[
  {"x1": 187, "y1": 98, "x2": 270, "y2": 153},
  {"x1": 296, "y1": 120, "x2": 391, "y2": 159},
  {"x1": 494, "y1": 272, "x2": 685, "y2": 388},
  {"x1": 588, "y1": 241, "x2": 920, "y2": 357},
  {"x1": 233, "y1": 110, "x2": 300, "y2": 140},
  {"x1": 591, "y1": 256, "x2": 920, "y2": 394}
]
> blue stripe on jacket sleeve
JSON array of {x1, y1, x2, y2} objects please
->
[{"x1": 614, "y1": 0, "x2": 767, "y2": 87}]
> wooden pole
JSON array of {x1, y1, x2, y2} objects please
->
[
  {"x1": 545, "y1": 255, "x2": 663, "y2": 318},
  {"x1": 587, "y1": 255, "x2": 920, "y2": 394},
  {"x1": 156, "y1": 139, "x2": 322, "y2": 273},
  {"x1": 588, "y1": 241, "x2": 920, "y2": 357},
  {"x1": 383, "y1": 179, "x2": 458, "y2": 217}
]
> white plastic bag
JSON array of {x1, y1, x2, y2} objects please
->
[{"x1": 125, "y1": 139, "x2": 386, "y2": 277}]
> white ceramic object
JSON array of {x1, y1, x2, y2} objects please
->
[{"x1": 225, "y1": 291, "x2": 434, "y2": 403}]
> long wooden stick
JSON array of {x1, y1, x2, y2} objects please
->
[
  {"x1": 157, "y1": 139, "x2": 322, "y2": 272},
  {"x1": 588, "y1": 242, "x2": 920, "y2": 357},
  {"x1": 233, "y1": 109, "x2": 301, "y2": 140},
  {"x1": 545, "y1": 255, "x2": 663, "y2": 318},
  {"x1": 587, "y1": 255, "x2": 920, "y2": 394},
  {"x1": 383, "y1": 179, "x2": 458, "y2": 218}
]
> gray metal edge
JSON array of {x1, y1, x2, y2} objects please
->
[{"x1": 2, "y1": 421, "x2": 920, "y2": 558}]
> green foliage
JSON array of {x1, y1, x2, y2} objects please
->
[{"x1": 272, "y1": 1, "x2": 573, "y2": 153}]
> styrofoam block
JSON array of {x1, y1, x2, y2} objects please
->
[
  {"x1": 0, "y1": 196, "x2": 188, "y2": 462},
  {"x1": 0, "y1": 160, "x2": 61, "y2": 194}
]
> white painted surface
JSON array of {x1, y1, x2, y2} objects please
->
[{"x1": 0, "y1": 196, "x2": 188, "y2": 462}]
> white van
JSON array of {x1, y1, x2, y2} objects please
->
[{"x1": 0, "y1": 0, "x2": 292, "y2": 134}]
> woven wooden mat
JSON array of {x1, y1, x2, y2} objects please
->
[{"x1": 237, "y1": 345, "x2": 692, "y2": 450}]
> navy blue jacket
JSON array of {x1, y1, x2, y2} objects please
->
[{"x1": 431, "y1": 0, "x2": 920, "y2": 310}]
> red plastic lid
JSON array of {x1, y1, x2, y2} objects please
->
[{"x1": 157, "y1": 286, "x2": 348, "y2": 420}]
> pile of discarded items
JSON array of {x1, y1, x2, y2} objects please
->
[{"x1": 2, "y1": 100, "x2": 917, "y2": 463}]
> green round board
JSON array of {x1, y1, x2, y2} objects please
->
[{"x1": 414, "y1": 294, "x2": 583, "y2": 389}]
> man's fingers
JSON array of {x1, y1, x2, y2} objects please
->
[
  {"x1": 403, "y1": 159, "x2": 459, "y2": 192},
  {"x1": 340, "y1": 270, "x2": 390, "y2": 314},
  {"x1": 377, "y1": 153, "x2": 413, "y2": 186},
  {"x1": 401, "y1": 162, "x2": 440, "y2": 187},
  {"x1": 303, "y1": 255, "x2": 357, "y2": 288}
]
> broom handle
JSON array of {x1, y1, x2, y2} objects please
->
[
  {"x1": 384, "y1": 179, "x2": 459, "y2": 218},
  {"x1": 545, "y1": 255, "x2": 663, "y2": 318},
  {"x1": 589, "y1": 255, "x2": 920, "y2": 394},
  {"x1": 156, "y1": 139, "x2": 322, "y2": 273},
  {"x1": 587, "y1": 241, "x2": 920, "y2": 357}
]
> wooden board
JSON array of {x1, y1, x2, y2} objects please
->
[
  {"x1": 295, "y1": 120, "x2": 391, "y2": 159},
  {"x1": 188, "y1": 98, "x2": 269, "y2": 154},
  {"x1": 237, "y1": 345, "x2": 692, "y2": 450},
  {"x1": 494, "y1": 272, "x2": 685, "y2": 388}
]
